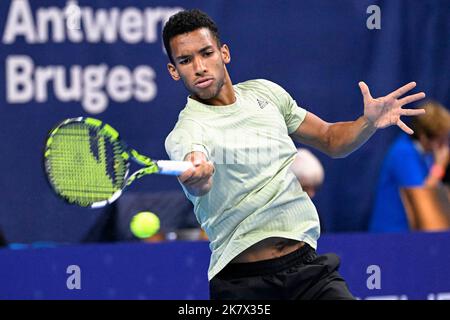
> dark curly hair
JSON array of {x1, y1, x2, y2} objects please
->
[{"x1": 163, "y1": 9, "x2": 221, "y2": 64}]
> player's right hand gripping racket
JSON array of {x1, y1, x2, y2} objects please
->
[{"x1": 43, "y1": 117, "x2": 193, "y2": 208}]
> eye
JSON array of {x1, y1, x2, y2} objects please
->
[
  {"x1": 203, "y1": 51, "x2": 213, "y2": 57},
  {"x1": 179, "y1": 58, "x2": 191, "y2": 65}
]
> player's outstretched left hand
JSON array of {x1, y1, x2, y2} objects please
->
[{"x1": 359, "y1": 81, "x2": 426, "y2": 134}]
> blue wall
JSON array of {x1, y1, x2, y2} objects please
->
[
  {"x1": 1, "y1": 232, "x2": 450, "y2": 299},
  {"x1": 0, "y1": 0, "x2": 449, "y2": 243}
]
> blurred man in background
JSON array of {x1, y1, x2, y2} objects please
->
[
  {"x1": 290, "y1": 148, "x2": 325, "y2": 198},
  {"x1": 370, "y1": 101, "x2": 450, "y2": 232}
]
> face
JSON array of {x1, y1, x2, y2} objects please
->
[
  {"x1": 167, "y1": 28, "x2": 231, "y2": 102},
  {"x1": 419, "y1": 132, "x2": 449, "y2": 152},
  {"x1": 430, "y1": 133, "x2": 450, "y2": 151}
]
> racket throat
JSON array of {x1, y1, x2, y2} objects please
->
[
  {"x1": 126, "y1": 165, "x2": 159, "y2": 187},
  {"x1": 130, "y1": 149, "x2": 153, "y2": 166}
]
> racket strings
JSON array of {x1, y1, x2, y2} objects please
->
[{"x1": 46, "y1": 123, "x2": 127, "y2": 206}]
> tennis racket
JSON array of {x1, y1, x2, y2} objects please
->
[{"x1": 43, "y1": 117, "x2": 193, "y2": 208}]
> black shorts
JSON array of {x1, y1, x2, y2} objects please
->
[{"x1": 209, "y1": 243, "x2": 355, "y2": 300}]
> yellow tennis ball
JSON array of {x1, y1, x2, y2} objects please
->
[{"x1": 130, "y1": 211, "x2": 160, "y2": 239}]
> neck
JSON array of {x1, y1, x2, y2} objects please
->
[{"x1": 192, "y1": 68, "x2": 235, "y2": 106}]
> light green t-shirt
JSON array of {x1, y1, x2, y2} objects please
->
[{"x1": 165, "y1": 79, "x2": 320, "y2": 280}]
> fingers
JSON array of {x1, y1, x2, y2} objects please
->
[
  {"x1": 179, "y1": 166, "x2": 206, "y2": 185},
  {"x1": 184, "y1": 176, "x2": 206, "y2": 186},
  {"x1": 178, "y1": 166, "x2": 196, "y2": 183},
  {"x1": 181, "y1": 160, "x2": 214, "y2": 185},
  {"x1": 388, "y1": 81, "x2": 416, "y2": 99},
  {"x1": 359, "y1": 81, "x2": 372, "y2": 101},
  {"x1": 185, "y1": 151, "x2": 207, "y2": 165},
  {"x1": 183, "y1": 171, "x2": 211, "y2": 186},
  {"x1": 179, "y1": 151, "x2": 209, "y2": 182},
  {"x1": 399, "y1": 92, "x2": 426, "y2": 106},
  {"x1": 400, "y1": 108, "x2": 426, "y2": 116},
  {"x1": 397, "y1": 119, "x2": 414, "y2": 135}
]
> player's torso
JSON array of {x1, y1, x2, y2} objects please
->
[{"x1": 193, "y1": 89, "x2": 296, "y2": 168}]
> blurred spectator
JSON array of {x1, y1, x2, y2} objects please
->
[
  {"x1": 369, "y1": 101, "x2": 450, "y2": 232},
  {"x1": 290, "y1": 148, "x2": 325, "y2": 198}
]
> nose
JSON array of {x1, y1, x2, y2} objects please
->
[{"x1": 193, "y1": 57, "x2": 207, "y2": 76}]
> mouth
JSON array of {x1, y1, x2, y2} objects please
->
[{"x1": 194, "y1": 77, "x2": 214, "y2": 89}]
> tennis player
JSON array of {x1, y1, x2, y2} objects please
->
[{"x1": 163, "y1": 9, "x2": 426, "y2": 299}]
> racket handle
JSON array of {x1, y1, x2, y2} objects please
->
[{"x1": 156, "y1": 160, "x2": 194, "y2": 175}]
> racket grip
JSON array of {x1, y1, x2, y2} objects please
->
[{"x1": 156, "y1": 160, "x2": 194, "y2": 175}]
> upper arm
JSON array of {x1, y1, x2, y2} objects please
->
[
  {"x1": 253, "y1": 80, "x2": 331, "y2": 154},
  {"x1": 290, "y1": 111, "x2": 332, "y2": 155}
]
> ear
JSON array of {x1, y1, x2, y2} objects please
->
[
  {"x1": 167, "y1": 63, "x2": 180, "y2": 81},
  {"x1": 221, "y1": 44, "x2": 231, "y2": 64}
]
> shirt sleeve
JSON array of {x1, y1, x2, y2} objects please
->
[
  {"x1": 390, "y1": 148, "x2": 428, "y2": 187},
  {"x1": 257, "y1": 79, "x2": 307, "y2": 134},
  {"x1": 165, "y1": 118, "x2": 211, "y2": 161}
]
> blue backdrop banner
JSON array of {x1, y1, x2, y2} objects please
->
[{"x1": 0, "y1": 0, "x2": 449, "y2": 243}]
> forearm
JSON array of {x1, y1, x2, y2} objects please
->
[
  {"x1": 424, "y1": 175, "x2": 441, "y2": 188},
  {"x1": 292, "y1": 81, "x2": 426, "y2": 158},
  {"x1": 424, "y1": 164, "x2": 447, "y2": 188},
  {"x1": 326, "y1": 116, "x2": 377, "y2": 158}
]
